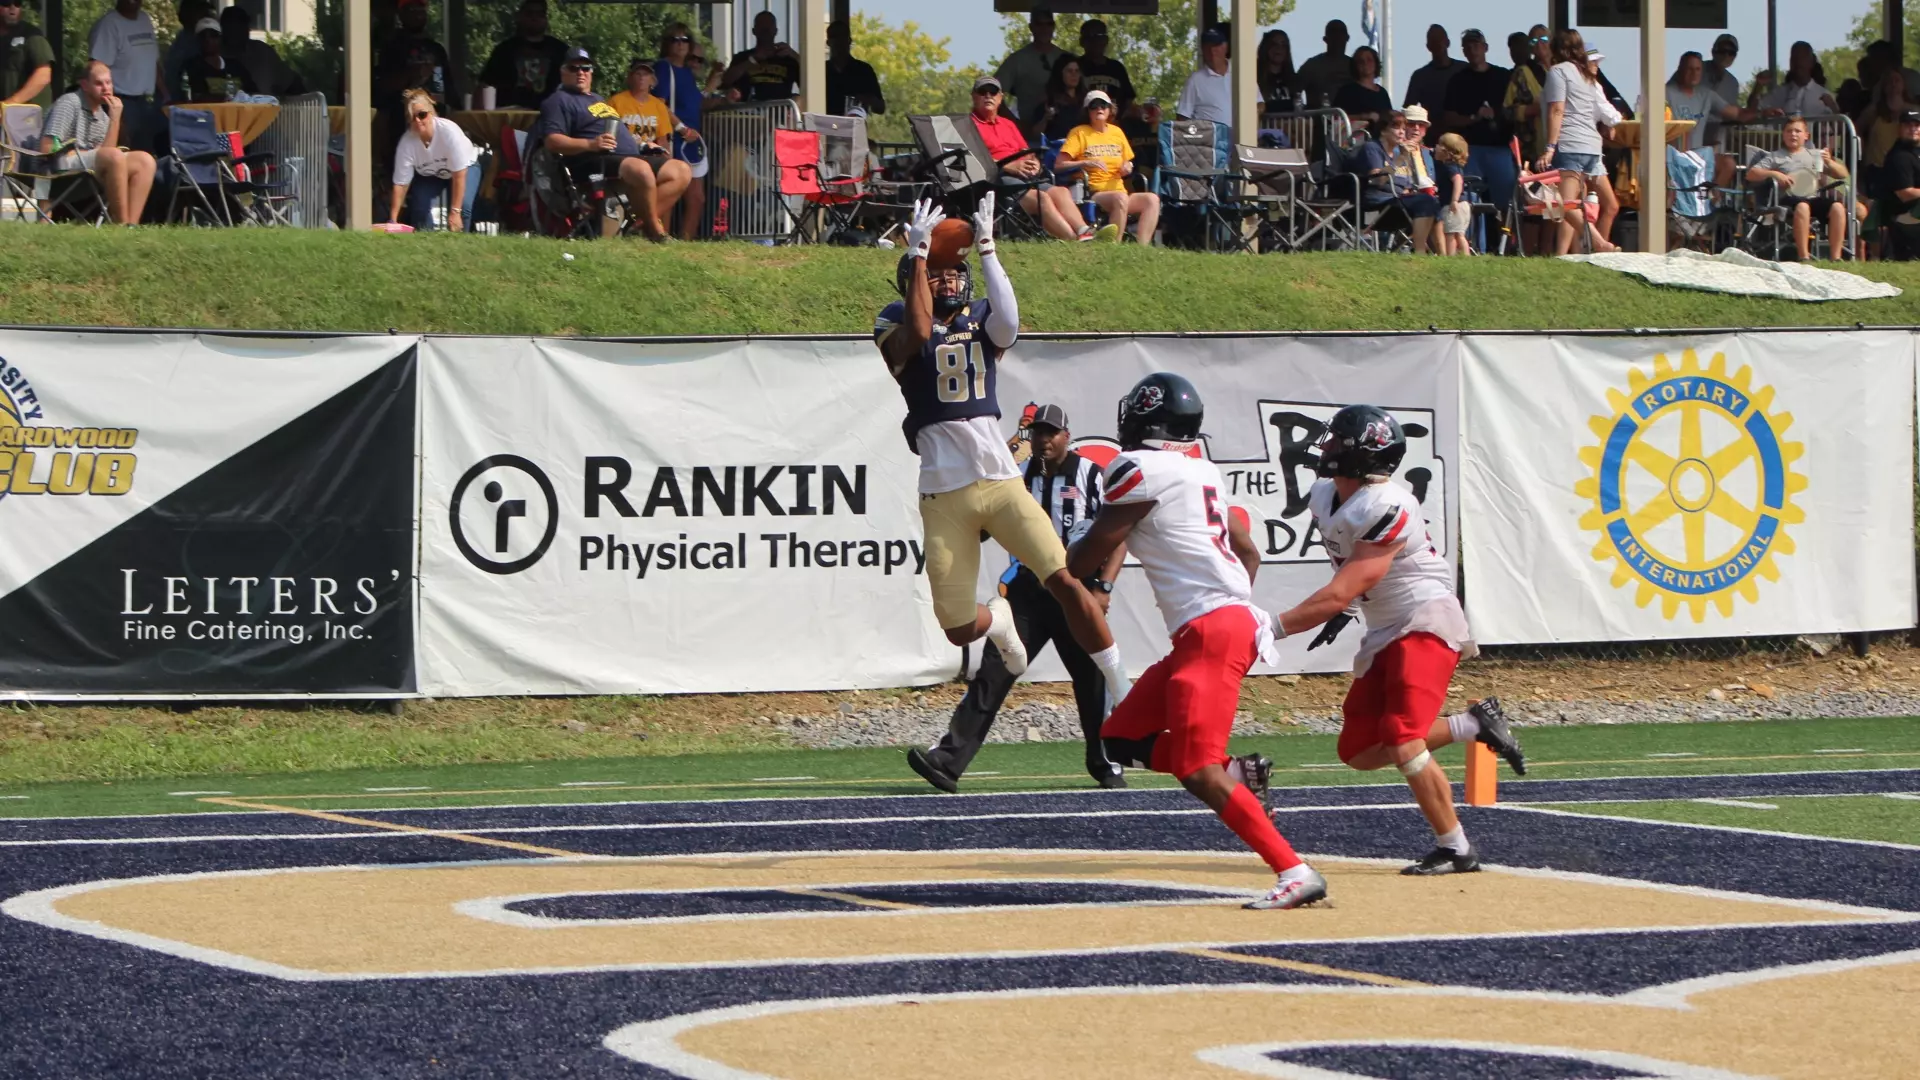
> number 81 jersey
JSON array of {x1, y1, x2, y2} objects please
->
[
  {"x1": 875, "y1": 297, "x2": 1004, "y2": 452},
  {"x1": 1103, "y1": 448, "x2": 1254, "y2": 637}
]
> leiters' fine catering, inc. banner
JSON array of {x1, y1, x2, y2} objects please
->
[
  {"x1": 418, "y1": 338, "x2": 951, "y2": 696},
  {"x1": 1461, "y1": 332, "x2": 1917, "y2": 643},
  {"x1": 0, "y1": 332, "x2": 420, "y2": 697}
]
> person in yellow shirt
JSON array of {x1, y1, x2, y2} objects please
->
[
  {"x1": 1057, "y1": 89, "x2": 1159, "y2": 243},
  {"x1": 607, "y1": 58, "x2": 683, "y2": 152}
]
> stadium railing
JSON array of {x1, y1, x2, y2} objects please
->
[
  {"x1": 701, "y1": 99, "x2": 804, "y2": 241},
  {"x1": 1715, "y1": 113, "x2": 1861, "y2": 259}
]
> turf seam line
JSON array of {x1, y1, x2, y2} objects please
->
[
  {"x1": 198, "y1": 797, "x2": 590, "y2": 859},
  {"x1": 1179, "y1": 947, "x2": 1433, "y2": 988}
]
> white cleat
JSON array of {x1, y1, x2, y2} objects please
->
[
  {"x1": 985, "y1": 596, "x2": 1028, "y2": 676},
  {"x1": 1244, "y1": 867, "x2": 1328, "y2": 910}
]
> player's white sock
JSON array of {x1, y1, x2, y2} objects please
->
[
  {"x1": 1278, "y1": 863, "x2": 1318, "y2": 883},
  {"x1": 1447, "y1": 712, "x2": 1479, "y2": 744},
  {"x1": 1435, "y1": 824, "x2": 1470, "y2": 854},
  {"x1": 1089, "y1": 644, "x2": 1130, "y2": 701}
]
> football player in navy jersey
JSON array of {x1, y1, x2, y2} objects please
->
[{"x1": 875, "y1": 195, "x2": 1130, "y2": 704}]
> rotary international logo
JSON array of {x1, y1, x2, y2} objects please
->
[{"x1": 1575, "y1": 350, "x2": 1805, "y2": 622}]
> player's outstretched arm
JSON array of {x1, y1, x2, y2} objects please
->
[
  {"x1": 1068, "y1": 502, "x2": 1151, "y2": 579},
  {"x1": 1275, "y1": 539, "x2": 1399, "y2": 639},
  {"x1": 881, "y1": 200, "x2": 944, "y2": 374},
  {"x1": 973, "y1": 192, "x2": 1019, "y2": 350}
]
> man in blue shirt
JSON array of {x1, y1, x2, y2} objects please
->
[{"x1": 532, "y1": 46, "x2": 689, "y2": 240}]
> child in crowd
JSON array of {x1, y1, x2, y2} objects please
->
[{"x1": 1435, "y1": 133, "x2": 1471, "y2": 255}]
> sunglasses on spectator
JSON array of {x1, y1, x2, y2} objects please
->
[
  {"x1": 1530, "y1": 35, "x2": 1549, "y2": 43},
  {"x1": 1713, "y1": 47, "x2": 1736, "y2": 55},
  {"x1": 565, "y1": 63, "x2": 593, "y2": 72},
  {"x1": 668, "y1": 35, "x2": 692, "y2": 43},
  {"x1": 411, "y1": 110, "x2": 432, "y2": 120}
]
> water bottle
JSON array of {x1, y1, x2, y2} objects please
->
[
  {"x1": 713, "y1": 195, "x2": 729, "y2": 238},
  {"x1": 431, "y1": 65, "x2": 445, "y2": 97}
]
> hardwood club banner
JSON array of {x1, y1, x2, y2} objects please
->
[
  {"x1": 0, "y1": 332, "x2": 420, "y2": 698},
  {"x1": 1460, "y1": 331, "x2": 1917, "y2": 644}
]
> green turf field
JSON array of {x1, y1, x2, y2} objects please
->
[
  {"x1": 1533, "y1": 793, "x2": 1920, "y2": 845},
  {"x1": 4, "y1": 225, "x2": 1918, "y2": 335},
  {"x1": 2, "y1": 715, "x2": 1916, "y2": 820}
]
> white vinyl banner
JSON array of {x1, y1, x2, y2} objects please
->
[
  {"x1": 418, "y1": 338, "x2": 951, "y2": 696},
  {"x1": 993, "y1": 334, "x2": 1459, "y2": 679},
  {"x1": 1462, "y1": 332, "x2": 1916, "y2": 643}
]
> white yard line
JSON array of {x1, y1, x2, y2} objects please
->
[{"x1": 1690, "y1": 798, "x2": 1779, "y2": 810}]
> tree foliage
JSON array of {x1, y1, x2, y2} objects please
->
[
  {"x1": 998, "y1": 0, "x2": 1294, "y2": 107},
  {"x1": 852, "y1": 12, "x2": 982, "y2": 145},
  {"x1": 1817, "y1": 0, "x2": 1916, "y2": 98}
]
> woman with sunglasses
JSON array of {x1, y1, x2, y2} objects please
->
[
  {"x1": 655, "y1": 22, "x2": 708, "y2": 239},
  {"x1": 1057, "y1": 89, "x2": 1159, "y2": 243},
  {"x1": 388, "y1": 87, "x2": 479, "y2": 231}
]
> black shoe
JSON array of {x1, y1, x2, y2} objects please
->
[
  {"x1": 1231, "y1": 753, "x2": 1273, "y2": 808},
  {"x1": 1470, "y1": 697, "x2": 1526, "y2": 776},
  {"x1": 1091, "y1": 761, "x2": 1128, "y2": 789},
  {"x1": 906, "y1": 747, "x2": 959, "y2": 793},
  {"x1": 1400, "y1": 846, "x2": 1481, "y2": 875}
]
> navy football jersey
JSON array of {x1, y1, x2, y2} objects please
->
[{"x1": 874, "y1": 298, "x2": 1006, "y2": 452}]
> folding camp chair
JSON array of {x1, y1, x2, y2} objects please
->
[
  {"x1": 1233, "y1": 144, "x2": 1310, "y2": 252},
  {"x1": 777, "y1": 124, "x2": 865, "y2": 244},
  {"x1": 492, "y1": 125, "x2": 534, "y2": 233},
  {"x1": 1294, "y1": 149, "x2": 1363, "y2": 250},
  {"x1": 0, "y1": 103, "x2": 108, "y2": 225},
  {"x1": 523, "y1": 144, "x2": 621, "y2": 239},
  {"x1": 161, "y1": 107, "x2": 276, "y2": 225},
  {"x1": 907, "y1": 113, "x2": 1046, "y2": 237},
  {"x1": 1152, "y1": 119, "x2": 1261, "y2": 252}
]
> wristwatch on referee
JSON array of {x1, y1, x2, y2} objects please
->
[{"x1": 1084, "y1": 577, "x2": 1114, "y2": 595}]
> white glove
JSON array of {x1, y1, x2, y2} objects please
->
[
  {"x1": 906, "y1": 198, "x2": 944, "y2": 261},
  {"x1": 972, "y1": 190, "x2": 996, "y2": 257}
]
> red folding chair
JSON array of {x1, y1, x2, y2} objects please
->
[{"x1": 773, "y1": 127, "x2": 863, "y2": 244}]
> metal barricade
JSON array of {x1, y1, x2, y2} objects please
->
[
  {"x1": 1263, "y1": 107, "x2": 1353, "y2": 166},
  {"x1": 1716, "y1": 113, "x2": 1861, "y2": 257},
  {"x1": 700, "y1": 98, "x2": 802, "y2": 240},
  {"x1": 252, "y1": 92, "x2": 330, "y2": 228}
]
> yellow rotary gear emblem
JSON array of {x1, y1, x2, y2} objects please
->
[{"x1": 1575, "y1": 350, "x2": 1806, "y2": 622}]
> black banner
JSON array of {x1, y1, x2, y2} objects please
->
[{"x1": 0, "y1": 351, "x2": 417, "y2": 695}]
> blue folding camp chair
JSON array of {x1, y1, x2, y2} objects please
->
[{"x1": 162, "y1": 107, "x2": 276, "y2": 225}]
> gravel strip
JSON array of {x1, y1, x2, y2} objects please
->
[{"x1": 774, "y1": 689, "x2": 1920, "y2": 750}]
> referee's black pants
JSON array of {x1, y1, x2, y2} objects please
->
[{"x1": 927, "y1": 569, "x2": 1118, "y2": 783}]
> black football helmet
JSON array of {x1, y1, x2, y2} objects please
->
[
  {"x1": 895, "y1": 252, "x2": 972, "y2": 319},
  {"x1": 1117, "y1": 372, "x2": 1205, "y2": 449},
  {"x1": 1314, "y1": 404, "x2": 1406, "y2": 479}
]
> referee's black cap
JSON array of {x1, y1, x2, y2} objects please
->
[{"x1": 1029, "y1": 403, "x2": 1069, "y2": 432}]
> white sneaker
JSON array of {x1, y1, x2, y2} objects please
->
[
  {"x1": 985, "y1": 596, "x2": 1027, "y2": 676},
  {"x1": 1244, "y1": 867, "x2": 1328, "y2": 910}
]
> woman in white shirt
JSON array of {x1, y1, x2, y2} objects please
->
[
  {"x1": 1537, "y1": 30, "x2": 1620, "y2": 255},
  {"x1": 387, "y1": 88, "x2": 480, "y2": 231}
]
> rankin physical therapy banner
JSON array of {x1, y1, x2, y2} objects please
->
[
  {"x1": 1460, "y1": 332, "x2": 1917, "y2": 644},
  {"x1": 417, "y1": 335, "x2": 1459, "y2": 695},
  {"x1": 0, "y1": 331, "x2": 420, "y2": 698}
]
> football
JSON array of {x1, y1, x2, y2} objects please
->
[{"x1": 926, "y1": 218, "x2": 975, "y2": 268}]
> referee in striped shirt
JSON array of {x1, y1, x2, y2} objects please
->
[{"x1": 908, "y1": 404, "x2": 1128, "y2": 792}]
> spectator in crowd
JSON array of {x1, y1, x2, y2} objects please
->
[
  {"x1": 1443, "y1": 28, "x2": 1515, "y2": 211},
  {"x1": 994, "y1": 7, "x2": 1063, "y2": 124},
  {"x1": 1026, "y1": 52, "x2": 1085, "y2": 142},
  {"x1": 654, "y1": 22, "x2": 707, "y2": 240},
  {"x1": 1703, "y1": 33, "x2": 1742, "y2": 105},
  {"x1": 533, "y1": 46, "x2": 687, "y2": 240},
  {"x1": 219, "y1": 6, "x2": 302, "y2": 98},
  {"x1": 1752, "y1": 41, "x2": 1838, "y2": 119},
  {"x1": 479, "y1": 0, "x2": 569, "y2": 111},
  {"x1": 1876, "y1": 109, "x2": 1920, "y2": 258},
  {"x1": 180, "y1": 16, "x2": 252, "y2": 101},
  {"x1": 1668, "y1": 50, "x2": 1753, "y2": 185},
  {"x1": 387, "y1": 86, "x2": 477, "y2": 231},
  {"x1": 1505, "y1": 25, "x2": 1550, "y2": 164},
  {"x1": 1075, "y1": 19, "x2": 1134, "y2": 120},
  {"x1": 1838, "y1": 53, "x2": 1874, "y2": 118},
  {"x1": 87, "y1": 0, "x2": 162, "y2": 152},
  {"x1": 608, "y1": 58, "x2": 676, "y2": 149},
  {"x1": 1397, "y1": 104, "x2": 1442, "y2": 252},
  {"x1": 720, "y1": 11, "x2": 799, "y2": 103},
  {"x1": 377, "y1": 0, "x2": 454, "y2": 110},
  {"x1": 1434, "y1": 131, "x2": 1470, "y2": 254},
  {"x1": 1176, "y1": 26, "x2": 1230, "y2": 124},
  {"x1": 824, "y1": 19, "x2": 884, "y2": 116},
  {"x1": 1058, "y1": 89, "x2": 1157, "y2": 243},
  {"x1": 1, "y1": 0, "x2": 54, "y2": 108},
  {"x1": 1402, "y1": 23, "x2": 1459, "y2": 137},
  {"x1": 970, "y1": 73, "x2": 1087, "y2": 241},
  {"x1": 41, "y1": 60, "x2": 155, "y2": 224},
  {"x1": 1354, "y1": 110, "x2": 1437, "y2": 253},
  {"x1": 1255, "y1": 29, "x2": 1296, "y2": 116},
  {"x1": 1540, "y1": 29, "x2": 1620, "y2": 255},
  {"x1": 1333, "y1": 45, "x2": 1390, "y2": 133},
  {"x1": 161, "y1": 0, "x2": 209, "y2": 105},
  {"x1": 1297, "y1": 18, "x2": 1350, "y2": 108},
  {"x1": 1865, "y1": 40, "x2": 1920, "y2": 103},
  {"x1": 1747, "y1": 114, "x2": 1861, "y2": 261},
  {"x1": 1861, "y1": 69, "x2": 1912, "y2": 191}
]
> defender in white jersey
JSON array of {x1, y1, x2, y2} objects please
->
[
  {"x1": 1070, "y1": 373, "x2": 1326, "y2": 911},
  {"x1": 1274, "y1": 405, "x2": 1526, "y2": 876}
]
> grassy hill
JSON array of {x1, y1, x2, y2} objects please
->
[{"x1": 3, "y1": 224, "x2": 1916, "y2": 336}]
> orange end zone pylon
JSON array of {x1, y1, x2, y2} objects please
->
[{"x1": 1464, "y1": 741, "x2": 1499, "y2": 806}]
